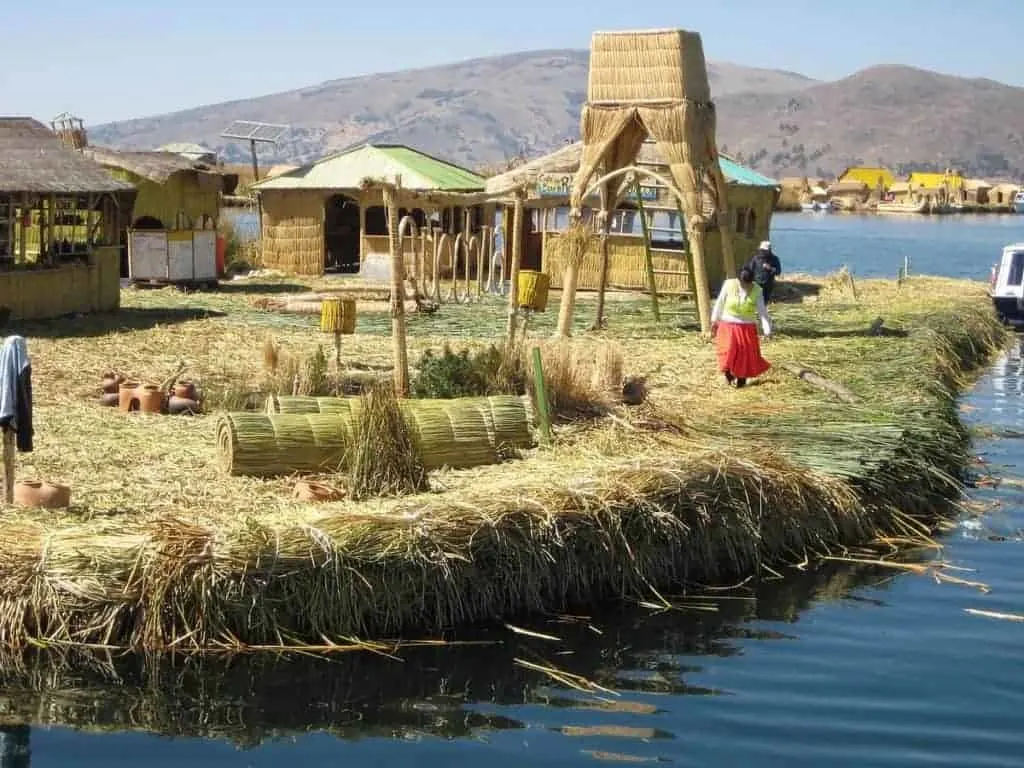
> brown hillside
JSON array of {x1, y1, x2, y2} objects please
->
[{"x1": 88, "y1": 55, "x2": 1024, "y2": 179}]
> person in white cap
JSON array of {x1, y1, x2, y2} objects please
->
[{"x1": 744, "y1": 240, "x2": 782, "y2": 303}]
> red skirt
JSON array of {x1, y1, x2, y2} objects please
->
[{"x1": 716, "y1": 321, "x2": 770, "y2": 379}]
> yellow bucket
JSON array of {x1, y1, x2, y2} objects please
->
[
  {"x1": 517, "y1": 270, "x2": 550, "y2": 312},
  {"x1": 320, "y1": 297, "x2": 357, "y2": 334}
]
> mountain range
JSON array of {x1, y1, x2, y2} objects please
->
[{"x1": 88, "y1": 50, "x2": 1024, "y2": 180}]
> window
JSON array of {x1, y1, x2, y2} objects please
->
[
  {"x1": 364, "y1": 206, "x2": 387, "y2": 236},
  {"x1": 1007, "y1": 252, "x2": 1024, "y2": 287},
  {"x1": 649, "y1": 210, "x2": 686, "y2": 247},
  {"x1": 746, "y1": 209, "x2": 757, "y2": 238},
  {"x1": 735, "y1": 208, "x2": 748, "y2": 234}
]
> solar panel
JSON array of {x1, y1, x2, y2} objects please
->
[{"x1": 220, "y1": 120, "x2": 289, "y2": 143}]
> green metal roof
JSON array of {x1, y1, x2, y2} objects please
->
[
  {"x1": 719, "y1": 155, "x2": 778, "y2": 187},
  {"x1": 373, "y1": 145, "x2": 485, "y2": 190},
  {"x1": 251, "y1": 143, "x2": 484, "y2": 192}
]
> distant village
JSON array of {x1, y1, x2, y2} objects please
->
[{"x1": 777, "y1": 167, "x2": 1023, "y2": 214}]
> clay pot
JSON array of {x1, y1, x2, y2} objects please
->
[
  {"x1": 14, "y1": 480, "x2": 71, "y2": 509},
  {"x1": 168, "y1": 396, "x2": 200, "y2": 415},
  {"x1": 118, "y1": 381, "x2": 141, "y2": 412},
  {"x1": 99, "y1": 392, "x2": 120, "y2": 407},
  {"x1": 293, "y1": 480, "x2": 345, "y2": 503},
  {"x1": 101, "y1": 371, "x2": 125, "y2": 394},
  {"x1": 136, "y1": 384, "x2": 165, "y2": 415},
  {"x1": 172, "y1": 381, "x2": 197, "y2": 400}
]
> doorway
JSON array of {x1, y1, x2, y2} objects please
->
[{"x1": 324, "y1": 194, "x2": 360, "y2": 273}]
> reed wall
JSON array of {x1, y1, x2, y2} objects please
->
[
  {"x1": 0, "y1": 246, "x2": 120, "y2": 320},
  {"x1": 260, "y1": 190, "x2": 327, "y2": 276}
]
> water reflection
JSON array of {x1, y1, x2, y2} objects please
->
[
  {"x1": 0, "y1": 562, "x2": 893, "y2": 757},
  {"x1": 987, "y1": 337, "x2": 1024, "y2": 417}
]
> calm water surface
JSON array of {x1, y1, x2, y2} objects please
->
[{"x1": 9, "y1": 216, "x2": 1024, "y2": 766}]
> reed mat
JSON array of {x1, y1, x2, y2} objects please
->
[{"x1": 0, "y1": 273, "x2": 1006, "y2": 650}]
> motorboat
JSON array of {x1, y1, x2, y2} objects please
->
[
  {"x1": 1014, "y1": 190, "x2": 1024, "y2": 214},
  {"x1": 989, "y1": 243, "x2": 1024, "y2": 324}
]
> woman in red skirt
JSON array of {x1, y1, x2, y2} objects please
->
[{"x1": 710, "y1": 266, "x2": 773, "y2": 388}]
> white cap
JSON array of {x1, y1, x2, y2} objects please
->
[{"x1": 759, "y1": 240, "x2": 771, "y2": 250}]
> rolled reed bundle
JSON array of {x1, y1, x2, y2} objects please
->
[
  {"x1": 270, "y1": 394, "x2": 534, "y2": 450},
  {"x1": 405, "y1": 401, "x2": 496, "y2": 470},
  {"x1": 266, "y1": 395, "x2": 360, "y2": 416},
  {"x1": 231, "y1": 396, "x2": 535, "y2": 476},
  {"x1": 216, "y1": 413, "x2": 355, "y2": 477}
]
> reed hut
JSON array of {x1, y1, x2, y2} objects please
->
[
  {"x1": 990, "y1": 182, "x2": 1021, "y2": 210},
  {"x1": 0, "y1": 117, "x2": 135, "y2": 319},
  {"x1": 484, "y1": 139, "x2": 779, "y2": 297},
  {"x1": 250, "y1": 143, "x2": 486, "y2": 277},
  {"x1": 963, "y1": 178, "x2": 992, "y2": 206},
  {"x1": 85, "y1": 147, "x2": 220, "y2": 231},
  {"x1": 85, "y1": 147, "x2": 222, "y2": 281},
  {"x1": 836, "y1": 166, "x2": 896, "y2": 190}
]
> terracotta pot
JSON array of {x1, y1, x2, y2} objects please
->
[
  {"x1": 102, "y1": 371, "x2": 126, "y2": 394},
  {"x1": 136, "y1": 384, "x2": 165, "y2": 415},
  {"x1": 99, "y1": 392, "x2": 120, "y2": 407},
  {"x1": 118, "y1": 381, "x2": 141, "y2": 412},
  {"x1": 293, "y1": 480, "x2": 345, "y2": 503},
  {"x1": 168, "y1": 396, "x2": 200, "y2": 415},
  {"x1": 14, "y1": 480, "x2": 71, "y2": 509},
  {"x1": 172, "y1": 381, "x2": 197, "y2": 400}
]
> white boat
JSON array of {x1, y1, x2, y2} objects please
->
[
  {"x1": 800, "y1": 201, "x2": 831, "y2": 212},
  {"x1": 1014, "y1": 191, "x2": 1024, "y2": 214},
  {"x1": 989, "y1": 243, "x2": 1024, "y2": 324}
]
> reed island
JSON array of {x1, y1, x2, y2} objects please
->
[{"x1": 0, "y1": 271, "x2": 1004, "y2": 651}]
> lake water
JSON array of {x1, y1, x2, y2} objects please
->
[{"x1": 9, "y1": 213, "x2": 1024, "y2": 766}]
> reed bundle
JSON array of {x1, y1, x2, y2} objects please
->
[
  {"x1": 216, "y1": 412, "x2": 355, "y2": 476},
  {"x1": 220, "y1": 395, "x2": 534, "y2": 476}
]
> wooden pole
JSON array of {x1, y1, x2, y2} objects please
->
[
  {"x1": 505, "y1": 192, "x2": 525, "y2": 349},
  {"x1": 249, "y1": 139, "x2": 260, "y2": 183},
  {"x1": 592, "y1": 186, "x2": 612, "y2": 331},
  {"x1": 385, "y1": 179, "x2": 410, "y2": 396},
  {"x1": 633, "y1": 180, "x2": 661, "y2": 322},
  {"x1": 2, "y1": 430, "x2": 14, "y2": 504},
  {"x1": 531, "y1": 346, "x2": 553, "y2": 446}
]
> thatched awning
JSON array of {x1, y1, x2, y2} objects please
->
[
  {"x1": 84, "y1": 146, "x2": 218, "y2": 184},
  {"x1": 0, "y1": 117, "x2": 136, "y2": 195}
]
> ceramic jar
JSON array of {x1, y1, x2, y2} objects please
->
[
  {"x1": 14, "y1": 480, "x2": 71, "y2": 509},
  {"x1": 101, "y1": 372, "x2": 125, "y2": 394},
  {"x1": 172, "y1": 381, "x2": 197, "y2": 400},
  {"x1": 118, "y1": 381, "x2": 140, "y2": 412},
  {"x1": 136, "y1": 384, "x2": 165, "y2": 415},
  {"x1": 168, "y1": 396, "x2": 200, "y2": 415},
  {"x1": 293, "y1": 480, "x2": 345, "y2": 503}
]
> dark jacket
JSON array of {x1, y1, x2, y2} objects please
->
[
  {"x1": 746, "y1": 249, "x2": 782, "y2": 285},
  {"x1": 0, "y1": 337, "x2": 33, "y2": 453}
]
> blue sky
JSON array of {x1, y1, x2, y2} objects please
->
[{"x1": 5, "y1": 0, "x2": 1020, "y2": 125}]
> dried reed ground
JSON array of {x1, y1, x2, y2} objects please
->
[{"x1": 0, "y1": 274, "x2": 1005, "y2": 649}]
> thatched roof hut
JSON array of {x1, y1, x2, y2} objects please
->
[
  {"x1": 0, "y1": 117, "x2": 136, "y2": 318},
  {"x1": 0, "y1": 118, "x2": 135, "y2": 196},
  {"x1": 251, "y1": 143, "x2": 486, "y2": 276},
  {"x1": 85, "y1": 146, "x2": 221, "y2": 229}
]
